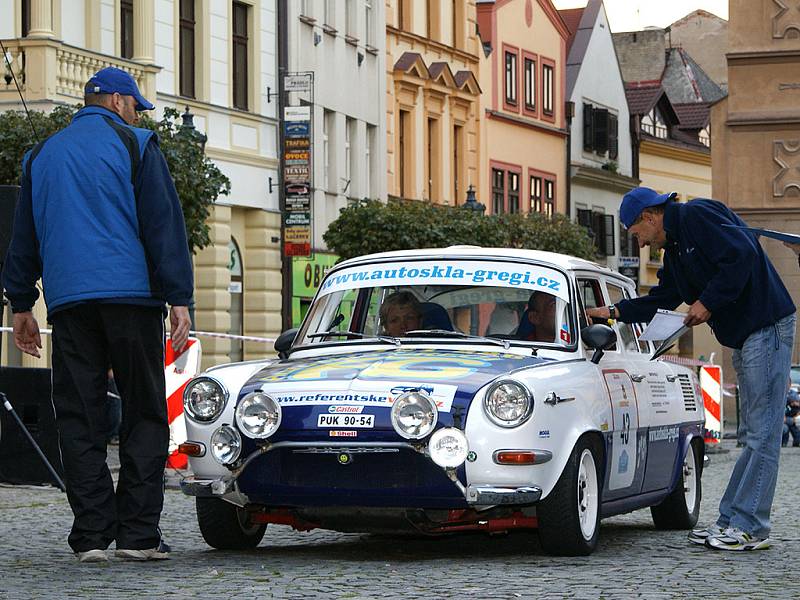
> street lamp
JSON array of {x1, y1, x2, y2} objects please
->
[
  {"x1": 179, "y1": 106, "x2": 207, "y2": 151},
  {"x1": 461, "y1": 184, "x2": 485, "y2": 214}
]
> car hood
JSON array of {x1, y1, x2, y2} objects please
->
[{"x1": 239, "y1": 348, "x2": 548, "y2": 420}]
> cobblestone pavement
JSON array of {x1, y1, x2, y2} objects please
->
[{"x1": 1, "y1": 441, "x2": 798, "y2": 599}]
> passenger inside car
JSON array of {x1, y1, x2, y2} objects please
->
[
  {"x1": 517, "y1": 291, "x2": 557, "y2": 342},
  {"x1": 380, "y1": 291, "x2": 423, "y2": 336}
]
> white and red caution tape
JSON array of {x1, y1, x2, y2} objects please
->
[{"x1": 0, "y1": 327, "x2": 275, "y2": 344}]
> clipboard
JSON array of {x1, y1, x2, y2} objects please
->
[
  {"x1": 650, "y1": 325, "x2": 691, "y2": 361},
  {"x1": 721, "y1": 224, "x2": 800, "y2": 245},
  {"x1": 638, "y1": 309, "x2": 692, "y2": 361}
]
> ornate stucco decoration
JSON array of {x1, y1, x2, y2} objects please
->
[
  {"x1": 773, "y1": 1, "x2": 800, "y2": 39},
  {"x1": 773, "y1": 140, "x2": 800, "y2": 196}
]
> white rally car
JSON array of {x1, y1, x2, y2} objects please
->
[{"x1": 180, "y1": 247, "x2": 704, "y2": 556}]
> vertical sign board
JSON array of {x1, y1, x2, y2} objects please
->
[
  {"x1": 283, "y1": 105, "x2": 312, "y2": 257},
  {"x1": 618, "y1": 256, "x2": 640, "y2": 289}
]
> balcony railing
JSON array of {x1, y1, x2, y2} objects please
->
[{"x1": 1, "y1": 38, "x2": 158, "y2": 105}]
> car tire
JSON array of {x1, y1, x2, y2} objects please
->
[
  {"x1": 537, "y1": 436, "x2": 602, "y2": 556},
  {"x1": 650, "y1": 438, "x2": 702, "y2": 530},
  {"x1": 196, "y1": 497, "x2": 267, "y2": 550}
]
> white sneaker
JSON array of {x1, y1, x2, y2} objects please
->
[
  {"x1": 705, "y1": 527, "x2": 770, "y2": 551},
  {"x1": 115, "y1": 540, "x2": 171, "y2": 561},
  {"x1": 687, "y1": 524, "x2": 724, "y2": 545},
  {"x1": 76, "y1": 549, "x2": 108, "y2": 563}
]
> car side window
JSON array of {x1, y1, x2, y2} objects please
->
[
  {"x1": 606, "y1": 282, "x2": 640, "y2": 354},
  {"x1": 578, "y1": 277, "x2": 617, "y2": 351}
]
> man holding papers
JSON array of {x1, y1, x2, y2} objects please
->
[{"x1": 586, "y1": 187, "x2": 795, "y2": 552}]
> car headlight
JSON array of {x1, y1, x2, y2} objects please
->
[
  {"x1": 183, "y1": 376, "x2": 228, "y2": 423},
  {"x1": 483, "y1": 380, "x2": 533, "y2": 428},
  {"x1": 210, "y1": 425, "x2": 241, "y2": 465},
  {"x1": 235, "y1": 392, "x2": 282, "y2": 439},
  {"x1": 428, "y1": 427, "x2": 469, "y2": 468},
  {"x1": 390, "y1": 390, "x2": 438, "y2": 439}
]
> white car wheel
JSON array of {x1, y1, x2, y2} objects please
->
[
  {"x1": 577, "y1": 448, "x2": 599, "y2": 540},
  {"x1": 650, "y1": 439, "x2": 702, "y2": 530}
]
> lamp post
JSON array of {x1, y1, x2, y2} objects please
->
[
  {"x1": 461, "y1": 184, "x2": 485, "y2": 214},
  {"x1": 179, "y1": 106, "x2": 207, "y2": 151}
]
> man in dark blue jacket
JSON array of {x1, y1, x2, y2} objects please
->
[
  {"x1": 587, "y1": 187, "x2": 795, "y2": 551},
  {"x1": 2, "y1": 67, "x2": 193, "y2": 562}
]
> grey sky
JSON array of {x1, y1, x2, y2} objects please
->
[{"x1": 552, "y1": 0, "x2": 729, "y2": 33}]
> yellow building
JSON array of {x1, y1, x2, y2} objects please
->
[
  {"x1": 625, "y1": 84, "x2": 718, "y2": 362},
  {"x1": 0, "y1": 1, "x2": 282, "y2": 371},
  {"x1": 386, "y1": 0, "x2": 482, "y2": 204},
  {"x1": 476, "y1": 0, "x2": 569, "y2": 215}
]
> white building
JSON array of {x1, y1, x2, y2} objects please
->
[
  {"x1": 0, "y1": 0, "x2": 281, "y2": 369},
  {"x1": 285, "y1": 0, "x2": 386, "y2": 323},
  {"x1": 560, "y1": 0, "x2": 637, "y2": 271}
]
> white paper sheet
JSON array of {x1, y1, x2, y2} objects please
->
[{"x1": 639, "y1": 309, "x2": 687, "y2": 341}]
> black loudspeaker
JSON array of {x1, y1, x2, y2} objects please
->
[
  {"x1": 0, "y1": 185, "x2": 19, "y2": 264},
  {"x1": 0, "y1": 367, "x2": 64, "y2": 485}
]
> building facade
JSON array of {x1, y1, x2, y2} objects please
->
[
  {"x1": 0, "y1": 0, "x2": 281, "y2": 370},
  {"x1": 476, "y1": 0, "x2": 568, "y2": 216},
  {"x1": 712, "y1": 0, "x2": 800, "y2": 369},
  {"x1": 386, "y1": 0, "x2": 482, "y2": 206},
  {"x1": 560, "y1": 0, "x2": 636, "y2": 270},
  {"x1": 287, "y1": 0, "x2": 387, "y2": 324}
]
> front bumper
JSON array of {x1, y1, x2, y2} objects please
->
[{"x1": 182, "y1": 441, "x2": 546, "y2": 508}]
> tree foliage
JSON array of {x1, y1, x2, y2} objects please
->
[
  {"x1": 0, "y1": 104, "x2": 229, "y2": 254},
  {"x1": 323, "y1": 198, "x2": 598, "y2": 262}
]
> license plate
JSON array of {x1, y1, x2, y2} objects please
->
[{"x1": 317, "y1": 414, "x2": 375, "y2": 428}]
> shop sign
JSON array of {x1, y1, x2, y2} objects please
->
[{"x1": 292, "y1": 253, "x2": 340, "y2": 297}]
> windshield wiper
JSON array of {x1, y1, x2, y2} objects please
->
[
  {"x1": 403, "y1": 329, "x2": 511, "y2": 350},
  {"x1": 307, "y1": 331, "x2": 401, "y2": 346}
]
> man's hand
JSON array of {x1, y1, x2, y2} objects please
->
[
  {"x1": 13, "y1": 311, "x2": 42, "y2": 358},
  {"x1": 783, "y1": 241, "x2": 800, "y2": 256},
  {"x1": 684, "y1": 300, "x2": 711, "y2": 327},
  {"x1": 169, "y1": 305, "x2": 191, "y2": 352},
  {"x1": 586, "y1": 306, "x2": 611, "y2": 321}
]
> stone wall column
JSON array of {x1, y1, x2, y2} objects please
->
[
  {"x1": 132, "y1": 0, "x2": 155, "y2": 64},
  {"x1": 194, "y1": 205, "x2": 232, "y2": 370},
  {"x1": 28, "y1": 0, "x2": 55, "y2": 38},
  {"x1": 244, "y1": 210, "x2": 283, "y2": 359}
]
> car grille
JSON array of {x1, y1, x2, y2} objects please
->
[{"x1": 676, "y1": 373, "x2": 697, "y2": 411}]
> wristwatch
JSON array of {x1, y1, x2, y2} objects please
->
[{"x1": 608, "y1": 304, "x2": 617, "y2": 320}]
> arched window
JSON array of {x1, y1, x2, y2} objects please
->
[{"x1": 228, "y1": 238, "x2": 244, "y2": 362}]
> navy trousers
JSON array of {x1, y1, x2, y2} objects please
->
[{"x1": 50, "y1": 303, "x2": 167, "y2": 552}]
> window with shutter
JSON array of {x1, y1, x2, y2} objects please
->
[
  {"x1": 593, "y1": 108, "x2": 609, "y2": 155},
  {"x1": 609, "y1": 114, "x2": 618, "y2": 160},
  {"x1": 603, "y1": 214, "x2": 615, "y2": 256},
  {"x1": 583, "y1": 103, "x2": 593, "y2": 152}
]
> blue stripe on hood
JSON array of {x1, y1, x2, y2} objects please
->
[{"x1": 241, "y1": 348, "x2": 549, "y2": 401}]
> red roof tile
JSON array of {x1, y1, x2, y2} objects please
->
[
  {"x1": 625, "y1": 83, "x2": 664, "y2": 115},
  {"x1": 559, "y1": 8, "x2": 585, "y2": 54},
  {"x1": 672, "y1": 102, "x2": 711, "y2": 130}
]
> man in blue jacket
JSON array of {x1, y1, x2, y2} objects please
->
[
  {"x1": 2, "y1": 67, "x2": 193, "y2": 562},
  {"x1": 587, "y1": 187, "x2": 796, "y2": 551}
]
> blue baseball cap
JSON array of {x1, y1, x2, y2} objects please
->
[
  {"x1": 85, "y1": 67, "x2": 154, "y2": 111},
  {"x1": 620, "y1": 187, "x2": 677, "y2": 228}
]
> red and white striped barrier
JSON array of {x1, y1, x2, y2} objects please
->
[
  {"x1": 164, "y1": 337, "x2": 202, "y2": 469},
  {"x1": 700, "y1": 364, "x2": 723, "y2": 446}
]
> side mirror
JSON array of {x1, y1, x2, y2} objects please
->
[
  {"x1": 581, "y1": 324, "x2": 617, "y2": 364},
  {"x1": 274, "y1": 328, "x2": 299, "y2": 359}
]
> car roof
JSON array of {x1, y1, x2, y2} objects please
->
[{"x1": 335, "y1": 246, "x2": 620, "y2": 277}]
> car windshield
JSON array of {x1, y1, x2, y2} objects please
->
[{"x1": 295, "y1": 259, "x2": 575, "y2": 348}]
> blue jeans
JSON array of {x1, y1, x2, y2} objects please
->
[{"x1": 717, "y1": 313, "x2": 796, "y2": 538}]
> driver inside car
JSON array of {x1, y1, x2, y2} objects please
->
[
  {"x1": 519, "y1": 291, "x2": 557, "y2": 342},
  {"x1": 380, "y1": 291, "x2": 423, "y2": 337}
]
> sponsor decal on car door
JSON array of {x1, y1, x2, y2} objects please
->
[{"x1": 602, "y1": 369, "x2": 640, "y2": 491}]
